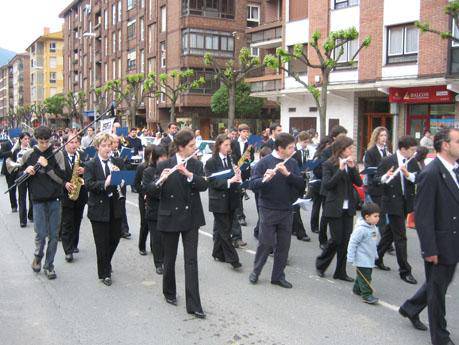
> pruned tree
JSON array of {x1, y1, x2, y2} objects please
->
[
  {"x1": 147, "y1": 69, "x2": 205, "y2": 122},
  {"x1": 44, "y1": 94, "x2": 66, "y2": 120},
  {"x1": 204, "y1": 47, "x2": 260, "y2": 129},
  {"x1": 105, "y1": 73, "x2": 155, "y2": 128},
  {"x1": 416, "y1": 1, "x2": 459, "y2": 43},
  {"x1": 211, "y1": 82, "x2": 264, "y2": 118},
  {"x1": 31, "y1": 102, "x2": 48, "y2": 126},
  {"x1": 91, "y1": 85, "x2": 115, "y2": 117},
  {"x1": 264, "y1": 27, "x2": 371, "y2": 138},
  {"x1": 64, "y1": 91, "x2": 87, "y2": 127}
]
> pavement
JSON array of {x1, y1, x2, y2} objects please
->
[{"x1": 0, "y1": 178, "x2": 457, "y2": 345}]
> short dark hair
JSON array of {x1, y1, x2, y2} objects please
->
[
  {"x1": 269, "y1": 123, "x2": 281, "y2": 132},
  {"x1": 361, "y1": 202, "x2": 381, "y2": 219},
  {"x1": 130, "y1": 127, "x2": 137, "y2": 131},
  {"x1": 329, "y1": 125, "x2": 347, "y2": 139},
  {"x1": 433, "y1": 128, "x2": 459, "y2": 153},
  {"x1": 19, "y1": 132, "x2": 30, "y2": 140},
  {"x1": 173, "y1": 129, "x2": 194, "y2": 150},
  {"x1": 398, "y1": 135, "x2": 417, "y2": 150},
  {"x1": 34, "y1": 126, "x2": 52, "y2": 140},
  {"x1": 168, "y1": 122, "x2": 178, "y2": 129},
  {"x1": 416, "y1": 146, "x2": 429, "y2": 161},
  {"x1": 274, "y1": 133, "x2": 295, "y2": 150},
  {"x1": 259, "y1": 146, "x2": 272, "y2": 158},
  {"x1": 297, "y1": 131, "x2": 310, "y2": 142},
  {"x1": 424, "y1": 129, "x2": 431, "y2": 135},
  {"x1": 238, "y1": 123, "x2": 250, "y2": 132}
]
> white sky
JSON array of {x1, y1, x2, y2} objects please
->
[{"x1": 0, "y1": 0, "x2": 67, "y2": 52}]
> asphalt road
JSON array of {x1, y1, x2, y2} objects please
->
[{"x1": 0, "y1": 178, "x2": 457, "y2": 345}]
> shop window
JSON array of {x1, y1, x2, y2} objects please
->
[
  {"x1": 334, "y1": 0, "x2": 359, "y2": 10},
  {"x1": 387, "y1": 24, "x2": 418, "y2": 64}
]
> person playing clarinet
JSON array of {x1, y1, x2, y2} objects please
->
[{"x1": 154, "y1": 129, "x2": 208, "y2": 319}]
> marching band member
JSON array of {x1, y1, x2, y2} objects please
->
[
  {"x1": 142, "y1": 145, "x2": 168, "y2": 274},
  {"x1": 154, "y1": 129, "x2": 208, "y2": 318},
  {"x1": 249, "y1": 133, "x2": 304, "y2": 289},
  {"x1": 316, "y1": 136, "x2": 362, "y2": 282},
  {"x1": 60, "y1": 135, "x2": 88, "y2": 262},
  {"x1": 84, "y1": 133, "x2": 123, "y2": 286},
  {"x1": 205, "y1": 134, "x2": 242, "y2": 269}
]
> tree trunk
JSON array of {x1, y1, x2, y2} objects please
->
[
  {"x1": 228, "y1": 82, "x2": 236, "y2": 129},
  {"x1": 170, "y1": 102, "x2": 176, "y2": 122},
  {"x1": 319, "y1": 72, "x2": 329, "y2": 139},
  {"x1": 129, "y1": 105, "x2": 137, "y2": 128}
]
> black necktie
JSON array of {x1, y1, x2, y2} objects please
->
[
  {"x1": 223, "y1": 158, "x2": 228, "y2": 169},
  {"x1": 69, "y1": 155, "x2": 75, "y2": 167},
  {"x1": 381, "y1": 148, "x2": 387, "y2": 157},
  {"x1": 103, "y1": 160, "x2": 110, "y2": 177}
]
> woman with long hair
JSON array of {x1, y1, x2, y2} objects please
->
[
  {"x1": 316, "y1": 136, "x2": 362, "y2": 281},
  {"x1": 154, "y1": 129, "x2": 208, "y2": 319},
  {"x1": 204, "y1": 134, "x2": 242, "y2": 269},
  {"x1": 142, "y1": 145, "x2": 168, "y2": 274}
]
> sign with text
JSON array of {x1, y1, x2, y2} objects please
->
[{"x1": 389, "y1": 85, "x2": 454, "y2": 104}]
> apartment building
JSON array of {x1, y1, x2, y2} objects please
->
[
  {"x1": 0, "y1": 64, "x2": 9, "y2": 125},
  {"x1": 249, "y1": 0, "x2": 459, "y2": 156},
  {"x1": 60, "y1": 0, "x2": 280, "y2": 137},
  {"x1": 8, "y1": 54, "x2": 30, "y2": 113},
  {"x1": 26, "y1": 28, "x2": 64, "y2": 104}
]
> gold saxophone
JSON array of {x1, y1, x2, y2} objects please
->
[
  {"x1": 68, "y1": 154, "x2": 83, "y2": 201},
  {"x1": 238, "y1": 144, "x2": 253, "y2": 167}
]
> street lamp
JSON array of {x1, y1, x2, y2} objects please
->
[{"x1": 83, "y1": 31, "x2": 97, "y2": 123}]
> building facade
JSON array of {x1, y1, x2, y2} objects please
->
[
  {"x1": 26, "y1": 28, "x2": 64, "y2": 104},
  {"x1": 9, "y1": 54, "x2": 30, "y2": 113},
  {"x1": 249, "y1": 0, "x2": 459, "y2": 157},
  {"x1": 0, "y1": 64, "x2": 9, "y2": 124},
  {"x1": 60, "y1": 0, "x2": 280, "y2": 138}
]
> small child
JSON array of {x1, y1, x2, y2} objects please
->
[{"x1": 347, "y1": 202, "x2": 381, "y2": 304}]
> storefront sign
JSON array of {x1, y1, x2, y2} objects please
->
[{"x1": 389, "y1": 86, "x2": 454, "y2": 104}]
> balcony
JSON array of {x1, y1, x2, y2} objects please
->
[
  {"x1": 246, "y1": 21, "x2": 282, "y2": 49},
  {"x1": 245, "y1": 67, "x2": 282, "y2": 94}
]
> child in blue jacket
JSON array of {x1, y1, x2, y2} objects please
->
[{"x1": 347, "y1": 202, "x2": 381, "y2": 304}]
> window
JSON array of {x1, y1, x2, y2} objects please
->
[
  {"x1": 186, "y1": 68, "x2": 219, "y2": 94},
  {"x1": 288, "y1": 45, "x2": 308, "y2": 75},
  {"x1": 182, "y1": 0, "x2": 235, "y2": 19},
  {"x1": 160, "y1": 6, "x2": 166, "y2": 32},
  {"x1": 112, "y1": 60, "x2": 116, "y2": 79},
  {"x1": 31, "y1": 73, "x2": 35, "y2": 85},
  {"x1": 387, "y1": 24, "x2": 418, "y2": 64},
  {"x1": 333, "y1": 39, "x2": 359, "y2": 66},
  {"x1": 50, "y1": 57, "x2": 57, "y2": 69},
  {"x1": 141, "y1": 0, "x2": 145, "y2": 8},
  {"x1": 104, "y1": 10, "x2": 108, "y2": 29},
  {"x1": 50, "y1": 72, "x2": 57, "y2": 83},
  {"x1": 118, "y1": 58, "x2": 122, "y2": 78},
  {"x1": 105, "y1": 37, "x2": 108, "y2": 56},
  {"x1": 247, "y1": 5, "x2": 260, "y2": 27},
  {"x1": 160, "y1": 42, "x2": 166, "y2": 68},
  {"x1": 50, "y1": 87, "x2": 57, "y2": 96},
  {"x1": 112, "y1": 4, "x2": 116, "y2": 24},
  {"x1": 104, "y1": 63, "x2": 108, "y2": 82},
  {"x1": 118, "y1": 30, "x2": 122, "y2": 51},
  {"x1": 49, "y1": 42, "x2": 57, "y2": 52},
  {"x1": 118, "y1": 1, "x2": 122, "y2": 22},
  {"x1": 250, "y1": 46, "x2": 259, "y2": 57},
  {"x1": 127, "y1": 0, "x2": 135, "y2": 10},
  {"x1": 112, "y1": 31, "x2": 116, "y2": 52},
  {"x1": 148, "y1": 24, "x2": 155, "y2": 53},
  {"x1": 140, "y1": 50, "x2": 145, "y2": 73},
  {"x1": 127, "y1": 49, "x2": 136, "y2": 69},
  {"x1": 450, "y1": 19, "x2": 459, "y2": 73},
  {"x1": 182, "y1": 28, "x2": 234, "y2": 57},
  {"x1": 127, "y1": 19, "x2": 136, "y2": 40},
  {"x1": 149, "y1": 0, "x2": 154, "y2": 20},
  {"x1": 140, "y1": 18, "x2": 144, "y2": 41},
  {"x1": 334, "y1": 0, "x2": 359, "y2": 9}
]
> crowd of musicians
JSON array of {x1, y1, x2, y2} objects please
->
[{"x1": 0, "y1": 121, "x2": 457, "y2": 345}]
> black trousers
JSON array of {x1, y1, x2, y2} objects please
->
[
  {"x1": 90, "y1": 202, "x2": 121, "y2": 279},
  {"x1": 316, "y1": 214, "x2": 353, "y2": 278},
  {"x1": 377, "y1": 214, "x2": 412, "y2": 277},
  {"x1": 311, "y1": 189, "x2": 329, "y2": 244},
  {"x1": 61, "y1": 203, "x2": 85, "y2": 255},
  {"x1": 292, "y1": 205, "x2": 307, "y2": 239},
  {"x1": 212, "y1": 212, "x2": 240, "y2": 264},
  {"x1": 253, "y1": 208, "x2": 293, "y2": 282},
  {"x1": 147, "y1": 220, "x2": 164, "y2": 268},
  {"x1": 18, "y1": 181, "x2": 33, "y2": 225},
  {"x1": 120, "y1": 198, "x2": 130, "y2": 233},
  {"x1": 5, "y1": 174, "x2": 17, "y2": 210},
  {"x1": 138, "y1": 194, "x2": 149, "y2": 251},
  {"x1": 162, "y1": 228, "x2": 202, "y2": 313},
  {"x1": 401, "y1": 262, "x2": 456, "y2": 345}
]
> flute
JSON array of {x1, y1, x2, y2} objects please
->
[
  {"x1": 262, "y1": 150, "x2": 297, "y2": 183},
  {"x1": 385, "y1": 152, "x2": 417, "y2": 183},
  {"x1": 155, "y1": 149, "x2": 200, "y2": 186}
]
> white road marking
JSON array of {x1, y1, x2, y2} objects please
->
[{"x1": 125, "y1": 199, "x2": 401, "y2": 312}]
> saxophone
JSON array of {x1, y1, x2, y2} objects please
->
[
  {"x1": 237, "y1": 144, "x2": 253, "y2": 167},
  {"x1": 68, "y1": 154, "x2": 83, "y2": 201}
]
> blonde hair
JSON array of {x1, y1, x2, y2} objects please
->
[
  {"x1": 93, "y1": 132, "x2": 114, "y2": 148},
  {"x1": 367, "y1": 127, "x2": 388, "y2": 150}
]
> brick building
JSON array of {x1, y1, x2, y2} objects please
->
[
  {"x1": 0, "y1": 64, "x2": 9, "y2": 124},
  {"x1": 9, "y1": 54, "x2": 30, "y2": 115},
  {"x1": 249, "y1": 0, "x2": 459, "y2": 157},
  {"x1": 60, "y1": 0, "x2": 280, "y2": 138}
]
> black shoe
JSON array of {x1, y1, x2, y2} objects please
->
[
  {"x1": 352, "y1": 288, "x2": 361, "y2": 296},
  {"x1": 445, "y1": 341, "x2": 456, "y2": 345},
  {"x1": 311, "y1": 229, "x2": 319, "y2": 234},
  {"x1": 399, "y1": 307, "x2": 428, "y2": 331},
  {"x1": 401, "y1": 274, "x2": 417, "y2": 285},
  {"x1": 213, "y1": 256, "x2": 225, "y2": 262},
  {"x1": 249, "y1": 272, "x2": 258, "y2": 284},
  {"x1": 121, "y1": 232, "x2": 131, "y2": 239},
  {"x1": 271, "y1": 279, "x2": 293, "y2": 289},
  {"x1": 232, "y1": 241, "x2": 239, "y2": 249},
  {"x1": 319, "y1": 243, "x2": 326, "y2": 250},
  {"x1": 165, "y1": 297, "x2": 177, "y2": 306},
  {"x1": 387, "y1": 246, "x2": 396, "y2": 255},
  {"x1": 12, "y1": 207, "x2": 17, "y2": 213},
  {"x1": 155, "y1": 266, "x2": 164, "y2": 275},
  {"x1": 298, "y1": 235, "x2": 311, "y2": 242},
  {"x1": 375, "y1": 261, "x2": 391, "y2": 271},
  {"x1": 189, "y1": 310, "x2": 206, "y2": 319},
  {"x1": 334, "y1": 275, "x2": 354, "y2": 282},
  {"x1": 363, "y1": 296, "x2": 379, "y2": 305},
  {"x1": 102, "y1": 277, "x2": 112, "y2": 286},
  {"x1": 44, "y1": 268, "x2": 57, "y2": 280},
  {"x1": 73, "y1": 248, "x2": 79, "y2": 253},
  {"x1": 231, "y1": 262, "x2": 242, "y2": 269},
  {"x1": 20, "y1": 223, "x2": 26, "y2": 228},
  {"x1": 239, "y1": 218, "x2": 247, "y2": 227},
  {"x1": 316, "y1": 269, "x2": 325, "y2": 278},
  {"x1": 65, "y1": 253, "x2": 73, "y2": 262},
  {"x1": 139, "y1": 250, "x2": 147, "y2": 256}
]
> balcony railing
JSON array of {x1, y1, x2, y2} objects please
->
[
  {"x1": 249, "y1": 79, "x2": 282, "y2": 93},
  {"x1": 246, "y1": 21, "x2": 282, "y2": 46}
]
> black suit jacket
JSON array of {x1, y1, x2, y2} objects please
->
[
  {"x1": 61, "y1": 150, "x2": 88, "y2": 208},
  {"x1": 230, "y1": 140, "x2": 254, "y2": 181},
  {"x1": 154, "y1": 156, "x2": 208, "y2": 232},
  {"x1": 364, "y1": 145, "x2": 387, "y2": 197},
  {"x1": 375, "y1": 154, "x2": 420, "y2": 216},
  {"x1": 142, "y1": 164, "x2": 160, "y2": 221},
  {"x1": 414, "y1": 158, "x2": 459, "y2": 265},
  {"x1": 321, "y1": 160, "x2": 363, "y2": 218},
  {"x1": 261, "y1": 138, "x2": 275, "y2": 151},
  {"x1": 83, "y1": 156, "x2": 122, "y2": 222},
  {"x1": 205, "y1": 155, "x2": 241, "y2": 213}
]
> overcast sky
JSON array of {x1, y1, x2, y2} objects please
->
[{"x1": 0, "y1": 0, "x2": 67, "y2": 52}]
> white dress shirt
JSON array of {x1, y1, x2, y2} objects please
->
[{"x1": 175, "y1": 153, "x2": 194, "y2": 182}]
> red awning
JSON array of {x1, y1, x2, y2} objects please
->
[{"x1": 389, "y1": 85, "x2": 454, "y2": 104}]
